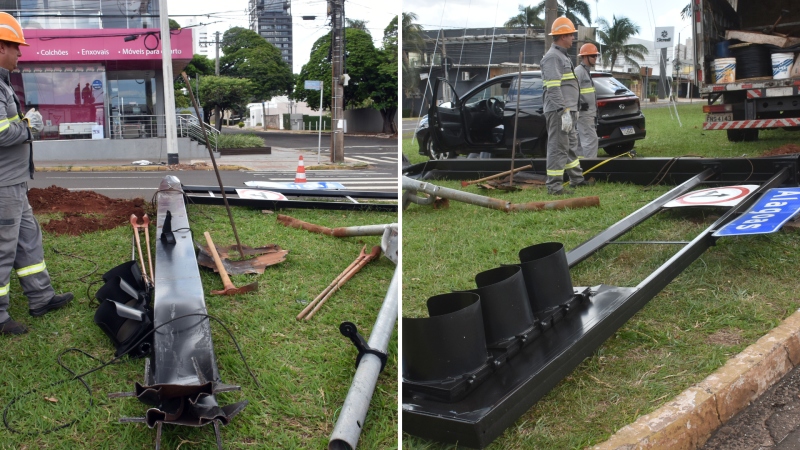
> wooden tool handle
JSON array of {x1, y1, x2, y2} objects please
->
[
  {"x1": 204, "y1": 232, "x2": 234, "y2": 288},
  {"x1": 296, "y1": 256, "x2": 363, "y2": 320}
]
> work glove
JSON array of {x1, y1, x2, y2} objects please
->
[
  {"x1": 23, "y1": 109, "x2": 43, "y2": 133},
  {"x1": 560, "y1": 109, "x2": 573, "y2": 133}
]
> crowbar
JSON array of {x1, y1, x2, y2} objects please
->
[
  {"x1": 296, "y1": 246, "x2": 368, "y2": 320},
  {"x1": 304, "y1": 246, "x2": 381, "y2": 321},
  {"x1": 130, "y1": 214, "x2": 151, "y2": 286}
]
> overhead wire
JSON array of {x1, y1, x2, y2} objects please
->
[
  {"x1": 453, "y1": 0, "x2": 473, "y2": 91},
  {"x1": 486, "y1": 0, "x2": 502, "y2": 80}
]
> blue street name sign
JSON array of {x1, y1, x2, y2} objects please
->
[
  {"x1": 304, "y1": 80, "x2": 322, "y2": 91},
  {"x1": 713, "y1": 188, "x2": 800, "y2": 237}
]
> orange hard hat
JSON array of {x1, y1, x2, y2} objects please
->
[
  {"x1": 579, "y1": 43, "x2": 600, "y2": 56},
  {"x1": 0, "y1": 13, "x2": 28, "y2": 47},
  {"x1": 549, "y1": 17, "x2": 577, "y2": 36}
]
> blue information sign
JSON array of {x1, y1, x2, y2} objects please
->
[
  {"x1": 92, "y1": 79, "x2": 102, "y2": 90},
  {"x1": 304, "y1": 80, "x2": 322, "y2": 91},
  {"x1": 713, "y1": 188, "x2": 800, "y2": 237}
]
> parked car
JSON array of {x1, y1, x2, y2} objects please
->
[{"x1": 416, "y1": 71, "x2": 646, "y2": 159}]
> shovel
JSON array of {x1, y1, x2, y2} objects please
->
[{"x1": 204, "y1": 232, "x2": 258, "y2": 295}]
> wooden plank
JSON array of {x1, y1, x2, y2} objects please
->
[{"x1": 726, "y1": 30, "x2": 800, "y2": 48}]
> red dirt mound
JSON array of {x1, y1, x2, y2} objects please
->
[
  {"x1": 761, "y1": 144, "x2": 800, "y2": 157},
  {"x1": 29, "y1": 185, "x2": 147, "y2": 236}
]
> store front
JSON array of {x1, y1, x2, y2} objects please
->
[{"x1": 12, "y1": 28, "x2": 192, "y2": 151}]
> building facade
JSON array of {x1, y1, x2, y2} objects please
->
[
  {"x1": 249, "y1": 0, "x2": 293, "y2": 67},
  {"x1": 0, "y1": 1, "x2": 194, "y2": 154}
]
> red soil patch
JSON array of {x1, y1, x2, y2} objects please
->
[
  {"x1": 29, "y1": 185, "x2": 147, "y2": 236},
  {"x1": 761, "y1": 144, "x2": 800, "y2": 157}
]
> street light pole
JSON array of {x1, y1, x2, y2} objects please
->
[{"x1": 159, "y1": 0, "x2": 178, "y2": 164}]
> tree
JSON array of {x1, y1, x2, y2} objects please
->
[
  {"x1": 680, "y1": 3, "x2": 692, "y2": 21},
  {"x1": 595, "y1": 15, "x2": 648, "y2": 72},
  {"x1": 218, "y1": 27, "x2": 293, "y2": 122},
  {"x1": 292, "y1": 27, "x2": 381, "y2": 111},
  {"x1": 504, "y1": 4, "x2": 545, "y2": 29},
  {"x1": 199, "y1": 76, "x2": 254, "y2": 130},
  {"x1": 402, "y1": 12, "x2": 425, "y2": 69},
  {"x1": 535, "y1": 0, "x2": 592, "y2": 27},
  {"x1": 174, "y1": 54, "x2": 215, "y2": 109},
  {"x1": 346, "y1": 19, "x2": 370, "y2": 35},
  {"x1": 368, "y1": 16, "x2": 399, "y2": 134}
]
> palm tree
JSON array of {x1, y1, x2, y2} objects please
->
[
  {"x1": 535, "y1": 0, "x2": 592, "y2": 27},
  {"x1": 346, "y1": 18, "x2": 370, "y2": 35},
  {"x1": 504, "y1": 4, "x2": 545, "y2": 29},
  {"x1": 402, "y1": 12, "x2": 426, "y2": 69},
  {"x1": 680, "y1": 3, "x2": 691, "y2": 20},
  {"x1": 402, "y1": 12, "x2": 426, "y2": 98},
  {"x1": 595, "y1": 15, "x2": 648, "y2": 72}
]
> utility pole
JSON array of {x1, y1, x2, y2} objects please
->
[
  {"x1": 545, "y1": 0, "x2": 557, "y2": 50},
  {"x1": 199, "y1": 31, "x2": 222, "y2": 129},
  {"x1": 159, "y1": 0, "x2": 178, "y2": 164},
  {"x1": 329, "y1": 0, "x2": 345, "y2": 163}
]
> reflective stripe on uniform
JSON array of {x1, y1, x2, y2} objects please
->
[
  {"x1": 9, "y1": 116, "x2": 20, "y2": 123},
  {"x1": 0, "y1": 283, "x2": 8, "y2": 296},
  {"x1": 577, "y1": 156, "x2": 585, "y2": 159},
  {"x1": 0, "y1": 119, "x2": 8, "y2": 132},
  {"x1": 580, "y1": 87, "x2": 596, "y2": 93},
  {"x1": 16, "y1": 261, "x2": 46, "y2": 277},
  {"x1": 565, "y1": 159, "x2": 580, "y2": 169},
  {"x1": 547, "y1": 169, "x2": 564, "y2": 176},
  {"x1": 544, "y1": 80, "x2": 562, "y2": 88},
  {"x1": 561, "y1": 73, "x2": 576, "y2": 80}
]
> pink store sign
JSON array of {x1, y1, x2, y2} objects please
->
[{"x1": 19, "y1": 28, "x2": 193, "y2": 62}]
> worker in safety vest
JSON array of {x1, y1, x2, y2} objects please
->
[
  {"x1": 541, "y1": 17, "x2": 592, "y2": 195},
  {"x1": 0, "y1": 12, "x2": 72, "y2": 335},
  {"x1": 575, "y1": 43, "x2": 600, "y2": 158}
]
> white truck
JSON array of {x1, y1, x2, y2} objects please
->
[{"x1": 693, "y1": 0, "x2": 800, "y2": 141}]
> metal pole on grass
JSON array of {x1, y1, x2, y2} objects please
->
[
  {"x1": 509, "y1": 52, "x2": 522, "y2": 187},
  {"x1": 328, "y1": 267, "x2": 398, "y2": 450}
]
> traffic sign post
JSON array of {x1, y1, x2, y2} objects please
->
[
  {"x1": 714, "y1": 188, "x2": 800, "y2": 237},
  {"x1": 305, "y1": 80, "x2": 324, "y2": 164}
]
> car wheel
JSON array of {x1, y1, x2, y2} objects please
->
[
  {"x1": 603, "y1": 141, "x2": 635, "y2": 156},
  {"x1": 425, "y1": 136, "x2": 456, "y2": 160},
  {"x1": 743, "y1": 129, "x2": 759, "y2": 141}
]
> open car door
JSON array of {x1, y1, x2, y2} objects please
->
[{"x1": 429, "y1": 78, "x2": 467, "y2": 155}]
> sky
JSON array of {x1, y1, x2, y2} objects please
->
[
  {"x1": 402, "y1": 0, "x2": 692, "y2": 46},
  {"x1": 169, "y1": 0, "x2": 399, "y2": 74}
]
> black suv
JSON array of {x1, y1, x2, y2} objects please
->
[{"x1": 416, "y1": 71, "x2": 646, "y2": 159}]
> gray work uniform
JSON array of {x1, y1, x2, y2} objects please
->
[
  {"x1": 541, "y1": 43, "x2": 584, "y2": 193},
  {"x1": 0, "y1": 66, "x2": 54, "y2": 323},
  {"x1": 575, "y1": 62, "x2": 598, "y2": 158}
]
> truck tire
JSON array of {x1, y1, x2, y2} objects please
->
[{"x1": 727, "y1": 129, "x2": 759, "y2": 142}]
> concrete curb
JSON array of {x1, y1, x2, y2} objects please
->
[{"x1": 592, "y1": 310, "x2": 800, "y2": 450}]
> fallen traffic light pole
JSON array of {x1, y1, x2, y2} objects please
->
[{"x1": 403, "y1": 157, "x2": 800, "y2": 448}]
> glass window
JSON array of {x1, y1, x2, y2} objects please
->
[
  {"x1": 506, "y1": 76, "x2": 543, "y2": 104},
  {"x1": 107, "y1": 70, "x2": 158, "y2": 139},
  {"x1": 593, "y1": 76, "x2": 634, "y2": 97},
  {"x1": 464, "y1": 79, "x2": 511, "y2": 107},
  {"x1": 12, "y1": 64, "x2": 106, "y2": 140}
]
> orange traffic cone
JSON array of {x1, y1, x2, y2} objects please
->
[{"x1": 295, "y1": 155, "x2": 307, "y2": 183}]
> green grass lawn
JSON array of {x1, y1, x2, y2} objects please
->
[
  {"x1": 403, "y1": 105, "x2": 800, "y2": 449},
  {"x1": 0, "y1": 204, "x2": 397, "y2": 449}
]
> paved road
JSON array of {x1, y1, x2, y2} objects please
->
[
  {"x1": 29, "y1": 168, "x2": 399, "y2": 200},
  {"x1": 30, "y1": 130, "x2": 399, "y2": 199},
  {"x1": 223, "y1": 128, "x2": 399, "y2": 171}
]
